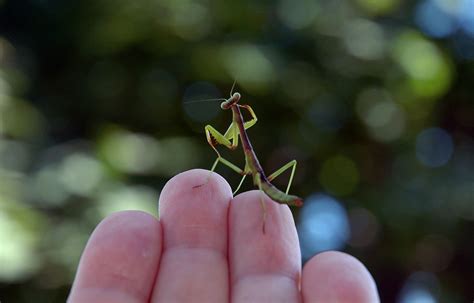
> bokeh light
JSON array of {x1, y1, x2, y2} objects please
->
[
  {"x1": 397, "y1": 272, "x2": 439, "y2": 303},
  {"x1": 0, "y1": 98, "x2": 45, "y2": 139},
  {"x1": 319, "y1": 155, "x2": 359, "y2": 196},
  {"x1": 0, "y1": 203, "x2": 44, "y2": 281},
  {"x1": 98, "y1": 128, "x2": 161, "y2": 174},
  {"x1": 348, "y1": 207, "x2": 380, "y2": 248},
  {"x1": 298, "y1": 194, "x2": 350, "y2": 261},
  {"x1": 399, "y1": 288, "x2": 437, "y2": 303},
  {"x1": 356, "y1": 87, "x2": 406, "y2": 142},
  {"x1": 219, "y1": 43, "x2": 276, "y2": 93},
  {"x1": 277, "y1": 0, "x2": 319, "y2": 30},
  {"x1": 458, "y1": 0, "x2": 474, "y2": 36},
  {"x1": 414, "y1": 234, "x2": 454, "y2": 272},
  {"x1": 415, "y1": 0, "x2": 457, "y2": 38},
  {"x1": 58, "y1": 153, "x2": 105, "y2": 196},
  {"x1": 392, "y1": 31, "x2": 453, "y2": 98},
  {"x1": 94, "y1": 183, "x2": 158, "y2": 218},
  {"x1": 355, "y1": 0, "x2": 400, "y2": 15},
  {"x1": 414, "y1": 0, "x2": 474, "y2": 39},
  {"x1": 98, "y1": 128, "x2": 202, "y2": 176},
  {"x1": 29, "y1": 164, "x2": 70, "y2": 207},
  {"x1": 415, "y1": 127, "x2": 454, "y2": 167},
  {"x1": 343, "y1": 19, "x2": 385, "y2": 60}
]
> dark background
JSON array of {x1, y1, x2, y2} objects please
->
[{"x1": 0, "y1": 0, "x2": 473, "y2": 302}]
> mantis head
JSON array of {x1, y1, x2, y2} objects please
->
[{"x1": 221, "y1": 92, "x2": 241, "y2": 110}]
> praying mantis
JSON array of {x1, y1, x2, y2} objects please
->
[{"x1": 194, "y1": 85, "x2": 303, "y2": 230}]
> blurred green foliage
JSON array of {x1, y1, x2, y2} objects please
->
[{"x1": 0, "y1": 0, "x2": 473, "y2": 302}]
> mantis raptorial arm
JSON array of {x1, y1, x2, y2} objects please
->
[
  {"x1": 205, "y1": 124, "x2": 238, "y2": 155},
  {"x1": 267, "y1": 160, "x2": 297, "y2": 194},
  {"x1": 239, "y1": 104, "x2": 258, "y2": 130},
  {"x1": 209, "y1": 104, "x2": 257, "y2": 152},
  {"x1": 203, "y1": 123, "x2": 248, "y2": 194}
]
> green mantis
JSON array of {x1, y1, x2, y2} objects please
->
[{"x1": 195, "y1": 87, "x2": 303, "y2": 226}]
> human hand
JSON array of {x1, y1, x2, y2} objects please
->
[{"x1": 68, "y1": 169, "x2": 379, "y2": 302}]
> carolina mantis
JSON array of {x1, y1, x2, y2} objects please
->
[{"x1": 194, "y1": 85, "x2": 303, "y2": 231}]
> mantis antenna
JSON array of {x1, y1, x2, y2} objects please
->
[
  {"x1": 184, "y1": 81, "x2": 237, "y2": 104},
  {"x1": 229, "y1": 80, "x2": 237, "y2": 97},
  {"x1": 183, "y1": 98, "x2": 227, "y2": 105}
]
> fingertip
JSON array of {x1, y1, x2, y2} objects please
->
[
  {"x1": 69, "y1": 210, "x2": 162, "y2": 303},
  {"x1": 157, "y1": 169, "x2": 232, "y2": 251},
  {"x1": 159, "y1": 169, "x2": 232, "y2": 214},
  {"x1": 302, "y1": 251, "x2": 380, "y2": 303},
  {"x1": 85, "y1": 210, "x2": 162, "y2": 260},
  {"x1": 97, "y1": 210, "x2": 160, "y2": 235},
  {"x1": 93, "y1": 211, "x2": 161, "y2": 249}
]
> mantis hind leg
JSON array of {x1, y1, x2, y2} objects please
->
[{"x1": 267, "y1": 160, "x2": 297, "y2": 194}]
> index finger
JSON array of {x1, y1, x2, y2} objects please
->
[{"x1": 151, "y1": 169, "x2": 232, "y2": 303}]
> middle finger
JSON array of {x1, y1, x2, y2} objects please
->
[{"x1": 229, "y1": 191, "x2": 302, "y2": 303}]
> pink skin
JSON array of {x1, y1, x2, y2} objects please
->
[{"x1": 68, "y1": 169, "x2": 380, "y2": 303}]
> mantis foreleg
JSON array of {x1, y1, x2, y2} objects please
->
[
  {"x1": 239, "y1": 104, "x2": 258, "y2": 130},
  {"x1": 205, "y1": 124, "x2": 238, "y2": 155},
  {"x1": 205, "y1": 104, "x2": 258, "y2": 154}
]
